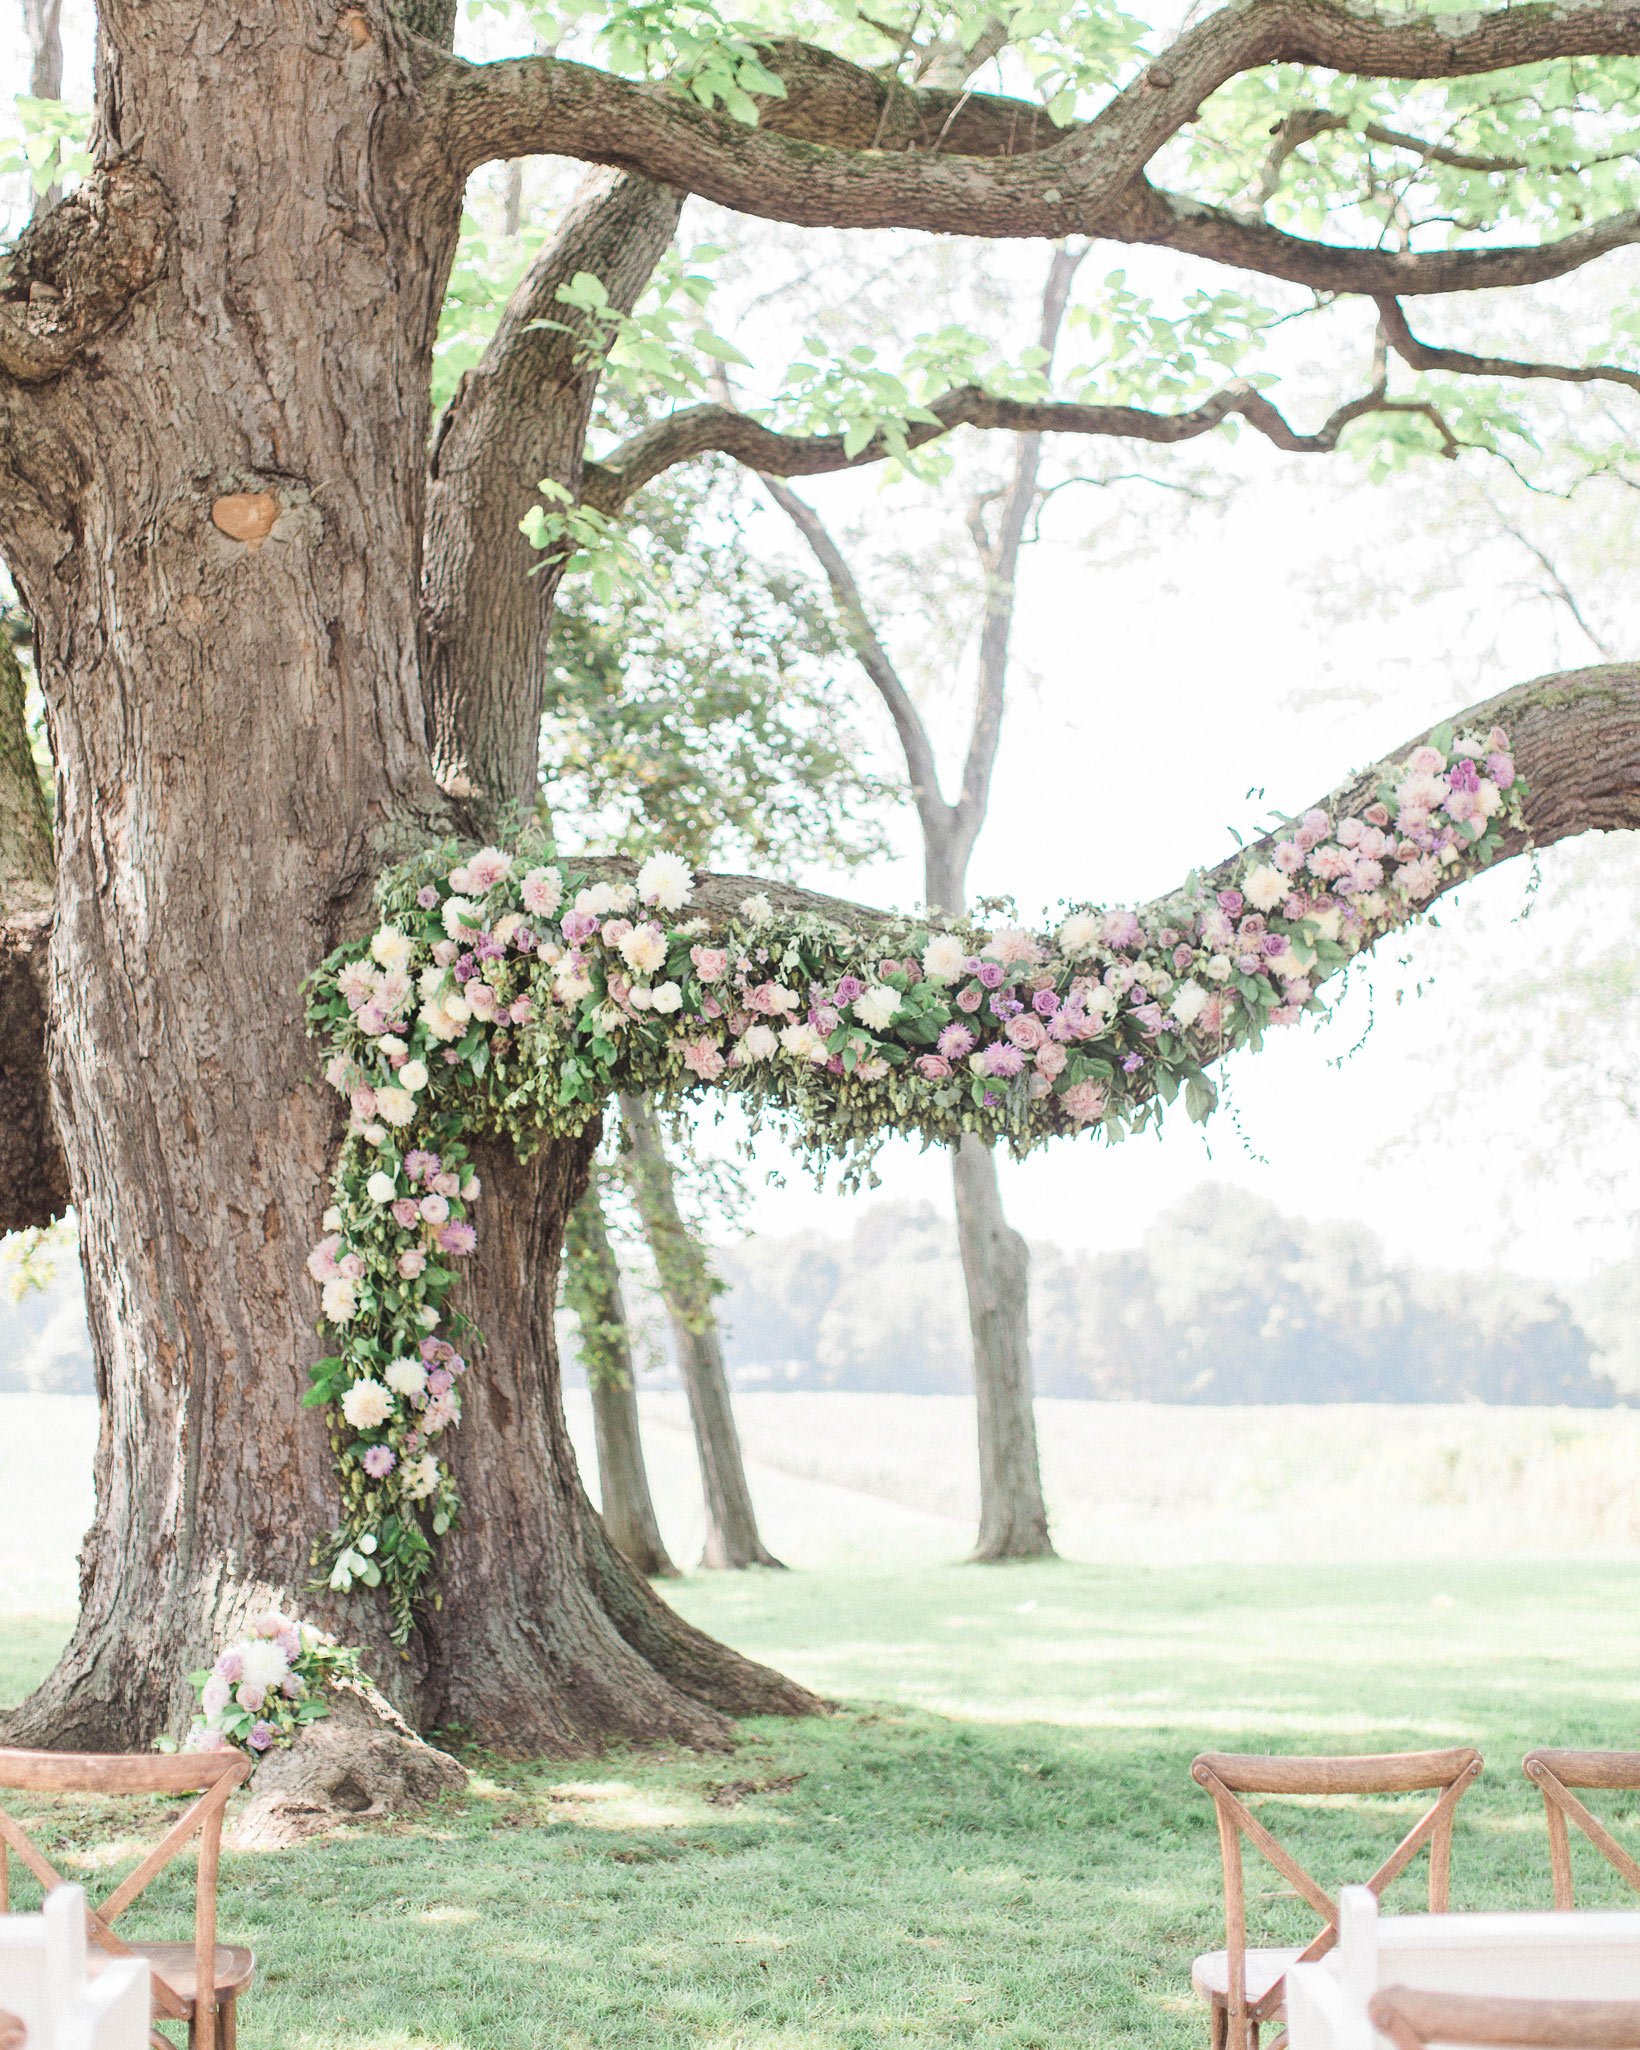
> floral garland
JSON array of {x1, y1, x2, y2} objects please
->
[
  {"x1": 176, "y1": 1611, "x2": 368, "y2": 1757},
  {"x1": 305, "y1": 721, "x2": 1526, "y2": 1635}
]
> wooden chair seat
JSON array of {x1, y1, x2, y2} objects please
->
[
  {"x1": 88, "y1": 1941, "x2": 257, "y2": 2007},
  {"x1": 1193, "y1": 1947, "x2": 1305, "y2": 2007}
]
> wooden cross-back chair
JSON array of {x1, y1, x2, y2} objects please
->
[
  {"x1": 0, "y1": 1747, "x2": 255, "y2": 2050},
  {"x1": 1370, "y1": 1987, "x2": 1640, "y2": 2050},
  {"x1": 1191, "y1": 1747, "x2": 1485, "y2": 2050},
  {"x1": 1524, "y1": 1752, "x2": 1640, "y2": 1911}
]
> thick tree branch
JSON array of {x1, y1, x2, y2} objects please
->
[
  {"x1": 1128, "y1": 183, "x2": 1640, "y2": 296},
  {"x1": 0, "y1": 159, "x2": 170, "y2": 384},
  {"x1": 425, "y1": 2, "x2": 1640, "y2": 286},
  {"x1": 422, "y1": 169, "x2": 682, "y2": 815},
  {"x1": 584, "y1": 380, "x2": 1451, "y2": 511},
  {"x1": 1375, "y1": 293, "x2": 1640, "y2": 396}
]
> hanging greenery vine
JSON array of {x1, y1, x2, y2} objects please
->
[{"x1": 305, "y1": 722, "x2": 1527, "y2": 1636}]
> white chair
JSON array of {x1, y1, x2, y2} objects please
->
[
  {"x1": 0, "y1": 1886, "x2": 150, "y2": 2050},
  {"x1": 1288, "y1": 1885, "x2": 1640, "y2": 2050}
]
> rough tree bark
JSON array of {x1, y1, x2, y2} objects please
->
[
  {"x1": 0, "y1": 1, "x2": 815, "y2": 1757},
  {"x1": 1, "y1": 0, "x2": 1638, "y2": 1757},
  {"x1": 620, "y1": 1092, "x2": 783, "y2": 1570},
  {"x1": 762, "y1": 244, "x2": 1086, "y2": 1561},
  {"x1": 563, "y1": 1174, "x2": 680, "y2": 1579}
]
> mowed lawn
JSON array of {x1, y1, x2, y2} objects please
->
[{"x1": 5, "y1": 1557, "x2": 1640, "y2": 2050}]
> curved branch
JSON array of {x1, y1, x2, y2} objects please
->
[
  {"x1": 1375, "y1": 294, "x2": 1640, "y2": 396},
  {"x1": 425, "y1": 2, "x2": 1640, "y2": 276},
  {"x1": 583, "y1": 381, "x2": 1448, "y2": 511},
  {"x1": 1128, "y1": 182, "x2": 1640, "y2": 295},
  {"x1": 0, "y1": 159, "x2": 169, "y2": 384},
  {"x1": 757, "y1": 472, "x2": 952, "y2": 853}
]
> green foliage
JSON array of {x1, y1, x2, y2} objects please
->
[
  {"x1": 0, "y1": 97, "x2": 92, "y2": 196},
  {"x1": 1066, "y1": 275, "x2": 1278, "y2": 408},
  {"x1": 540, "y1": 458, "x2": 892, "y2": 873}
]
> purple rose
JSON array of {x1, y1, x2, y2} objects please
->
[
  {"x1": 454, "y1": 953, "x2": 475, "y2": 984},
  {"x1": 475, "y1": 931, "x2": 505, "y2": 962},
  {"x1": 247, "y1": 1721, "x2": 276, "y2": 1752},
  {"x1": 835, "y1": 975, "x2": 865, "y2": 1004},
  {"x1": 977, "y1": 962, "x2": 1005, "y2": 989},
  {"x1": 1217, "y1": 890, "x2": 1244, "y2": 915},
  {"x1": 1032, "y1": 990, "x2": 1060, "y2": 1017},
  {"x1": 428, "y1": 1367, "x2": 454, "y2": 1397},
  {"x1": 956, "y1": 987, "x2": 984, "y2": 1013},
  {"x1": 417, "y1": 886, "x2": 439, "y2": 910},
  {"x1": 1173, "y1": 944, "x2": 1195, "y2": 972},
  {"x1": 1262, "y1": 935, "x2": 1287, "y2": 957}
]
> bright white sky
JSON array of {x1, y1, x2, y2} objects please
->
[{"x1": 4, "y1": 10, "x2": 1637, "y2": 1287}]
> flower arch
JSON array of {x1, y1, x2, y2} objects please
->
[{"x1": 305, "y1": 721, "x2": 1526, "y2": 1634}]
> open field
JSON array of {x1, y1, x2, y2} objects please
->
[
  {"x1": 7, "y1": 1557, "x2": 1640, "y2": 2050},
  {"x1": 7, "y1": 1391, "x2": 1640, "y2": 1616},
  {"x1": 8, "y1": 1390, "x2": 1640, "y2": 2048}
]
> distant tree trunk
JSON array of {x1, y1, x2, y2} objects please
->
[
  {"x1": 952, "y1": 1135, "x2": 1051, "y2": 1559},
  {"x1": 563, "y1": 1176, "x2": 680, "y2": 1579},
  {"x1": 928, "y1": 834, "x2": 1054, "y2": 1562},
  {"x1": 22, "y1": 0, "x2": 65, "y2": 212},
  {"x1": 762, "y1": 240, "x2": 1084, "y2": 1568},
  {"x1": 619, "y1": 1092, "x2": 783, "y2": 1570}
]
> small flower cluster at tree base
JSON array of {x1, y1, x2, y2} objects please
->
[
  {"x1": 173, "y1": 1612, "x2": 370, "y2": 1760},
  {"x1": 304, "y1": 721, "x2": 1527, "y2": 1633}
]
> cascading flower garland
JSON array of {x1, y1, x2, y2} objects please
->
[{"x1": 306, "y1": 720, "x2": 1527, "y2": 1635}]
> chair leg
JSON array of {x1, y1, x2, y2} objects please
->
[
  {"x1": 220, "y1": 1998, "x2": 237, "y2": 2050},
  {"x1": 1210, "y1": 1996, "x2": 1229, "y2": 2050}
]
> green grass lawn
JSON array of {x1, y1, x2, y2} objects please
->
[{"x1": 6, "y1": 1557, "x2": 1640, "y2": 2050}]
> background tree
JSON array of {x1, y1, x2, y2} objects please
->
[
  {"x1": 2, "y1": 0, "x2": 1640, "y2": 1758},
  {"x1": 543, "y1": 450, "x2": 886, "y2": 1567},
  {"x1": 759, "y1": 240, "x2": 1088, "y2": 1561},
  {"x1": 562, "y1": 1169, "x2": 680, "y2": 1577}
]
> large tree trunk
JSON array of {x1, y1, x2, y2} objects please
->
[
  {"x1": 0, "y1": 2, "x2": 815, "y2": 1755},
  {"x1": 563, "y1": 1177, "x2": 681, "y2": 1579},
  {"x1": 619, "y1": 1093, "x2": 783, "y2": 1570}
]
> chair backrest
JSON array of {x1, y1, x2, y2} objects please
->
[
  {"x1": 1192, "y1": 1748, "x2": 1484, "y2": 2048},
  {"x1": 1370, "y1": 1986, "x2": 1640, "y2": 2049},
  {"x1": 0, "y1": 1884, "x2": 150, "y2": 2050},
  {"x1": 0, "y1": 1750, "x2": 249, "y2": 2050},
  {"x1": 1524, "y1": 1752, "x2": 1640, "y2": 1911}
]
